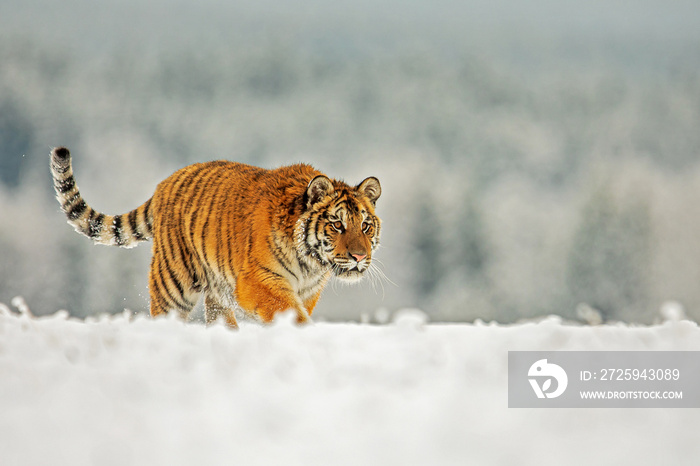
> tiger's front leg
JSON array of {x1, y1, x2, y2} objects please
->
[{"x1": 235, "y1": 272, "x2": 311, "y2": 324}]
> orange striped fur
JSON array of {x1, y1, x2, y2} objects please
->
[{"x1": 51, "y1": 147, "x2": 381, "y2": 327}]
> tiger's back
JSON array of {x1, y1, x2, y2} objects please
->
[
  {"x1": 149, "y1": 160, "x2": 329, "y2": 324},
  {"x1": 51, "y1": 147, "x2": 382, "y2": 326}
]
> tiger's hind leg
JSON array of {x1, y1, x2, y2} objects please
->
[
  {"x1": 204, "y1": 293, "x2": 238, "y2": 329},
  {"x1": 148, "y1": 254, "x2": 199, "y2": 321}
]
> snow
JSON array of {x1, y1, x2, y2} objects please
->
[{"x1": 1, "y1": 304, "x2": 699, "y2": 466}]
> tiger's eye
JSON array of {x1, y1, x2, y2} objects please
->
[
  {"x1": 332, "y1": 221, "x2": 343, "y2": 231},
  {"x1": 362, "y1": 222, "x2": 371, "y2": 233}
]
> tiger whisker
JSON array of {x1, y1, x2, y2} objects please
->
[{"x1": 368, "y1": 258, "x2": 396, "y2": 288}]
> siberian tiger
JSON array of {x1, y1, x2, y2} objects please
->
[{"x1": 50, "y1": 147, "x2": 381, "y2": 327}]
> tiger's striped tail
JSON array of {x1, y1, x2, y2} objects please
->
[{"x1": 50, "y1": 147, "x2": 153, "y2": 248}]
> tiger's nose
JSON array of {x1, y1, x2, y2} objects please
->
[{"x1": 350, "y1": 253, "x2": 367, "y2": 263}]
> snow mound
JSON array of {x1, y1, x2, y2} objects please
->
[{"x1": 1, "y1": 307, "x2": 699, "y2": 466}]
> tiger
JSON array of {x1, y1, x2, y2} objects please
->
[{"x1": 50, "y1": 147, "x2": 382, "y2": 327}]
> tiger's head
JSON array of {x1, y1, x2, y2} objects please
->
[{"x1": 298, "y1": 174, "x2": 382, "y2": 282}]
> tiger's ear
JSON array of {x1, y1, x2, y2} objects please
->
[
  {"x1": 306, "y1": 175, "x2": 334, "y2": 207},
  {"x1": 357, "y1": 177, "x2": 381, "y2": 205}
]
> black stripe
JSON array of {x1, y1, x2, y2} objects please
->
[
  {"x1": 143, "y1": 198, "x2": 153, "y2": 235},
  {"x1": 346, "y1": 197, "x2": 361, "y2": 215},
  {"x1": 268, "y1": 236, "x2": 298, "y2": 280},
  {"x1": 222, "y1": 230, "x2": 236, "y2": 283},
  {"x1": 55, "y1": 176, "x2": 75, "y2": 194},
  {"x1": 199, "y1": 173, "x2": 220, "y2": 271},
  {"x1": 129, "y1": 209, "x2": 143, "y2": 241},
  {"x1": 254, "y1": 260, "x2": 286, "y2": 282},
  {"x1": 85, "y1": 209, "x2": 97, "y2": 238},
  {"x1": 88, "y1": 212, "x2": 104, "y2": 239},
  {"x1": 215, "y1": 215, "x2": 224, "y2": 274},
  {"x1": 157, "y1": 240, "x2": 190, "y2": 309},
  {"x1": 165, "y1": 263, "x2": 186, "y2": 304},
  {"x1": 224, "y1": 214, "x2": 238, "y2": 285},
  {"x1": 332, "y1": 200, "x2": 348, "y2": 216},
  {"x1": 207, "y1": 170, "x2": 234, "y2": 279},
  {"x1": 51, "y1": 162, "x2": 70, "y2": 174},
  {"x1": 299, "y1": 278, "x2": 323, "y2": 296},
  {"x1": 182, "y1": 164, "x2": 213, "y2": 214},
  {"x1": 168, "y1": 182, "x2": 198, "y2": 283},
  {"x1": 314, "y1": 215, "x2": 323, "y2": 245},
  {"x1": 273, "y1": 252, "x2": 297, "y2": 280},
  {"x1": 246, "y1": 230, "x2": 254, "y2": 258},
  {"x1": 183, "y1": 166, "x2": 218, "y2": 261},
  {"x1": 67, "y1": 199, "x2": 87, "y2": 220},
  {"x1": 288, "y1": 198, "x2": 298, "y2": 218},
  {"x1": 299, "y1": 257, "x2": 309, "y2": 275},
  {"x1": 189, "y1": 206, "x2": 202, "y2": 262},
  {"x1": 62, "y1": 191, "x2": 81, "y2": 210},
  {"x1": 303, "y1": 216, "x2": 314, "y2": 250},
  {"x1": 214, "y1": 189, "x2": 227, "y2": 276},
  {"x1": 170, "y1": 221, "x2": 198, "y2": 291},
  {"x1": 113, "y1": 216, "x2": 124, "y2": 246},
  {"x1": 154, "y1": 263, "x2": 179, "y2": 310},
  {"x1": 186, "y1": 169, "x2": 218, "y2": 267},
  {"x1": 202, "y1": 170, "x2": 222, "y2": 265},
  {"x1": 160, "y1": 219, "x2": 188, "y2": 299},
  {"x1": 178, "y1": 235, "x2": 200, "y2": 291}
]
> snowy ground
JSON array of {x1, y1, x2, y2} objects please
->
[{"x1": 1, "y1": 302, "x2": 699, "y2": 466}]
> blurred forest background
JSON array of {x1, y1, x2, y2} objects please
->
[{"x1": 1, "y1": 0, "x2": 699, "y2": 323}]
